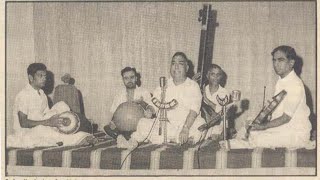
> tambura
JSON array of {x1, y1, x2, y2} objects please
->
[{"x1": 57, "y1": 111, "x2": 81, "y2": 134}]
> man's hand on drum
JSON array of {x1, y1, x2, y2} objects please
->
[
  {"x1": 144, "y1": 106, "x2": 155, "y2": 119},
  {"x1": 46, "y1": 115, "x2": 64, "y2": 127}
]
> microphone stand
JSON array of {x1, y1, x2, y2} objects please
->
[
  {"x1": 216, "y1": 95, "x2": 229, "y2": 139},
  {"x1": 159, "y1": 82, "x2": 168, "y2": 144},
  {"x1": 216, "y1": 90, "x2": 241, "y2": 150},
  {"x1": 152, "y1": 77, "x2": 177, "y2": 145},
  {"x1": 217, "y1": 95, "x2": 230, "y2": 150}
]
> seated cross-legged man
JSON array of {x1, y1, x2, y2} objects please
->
[
  {"x1": 104, "y1": 67, "x2": 155, "y2": 142},
  {"x1": 225, "y1": 46, "x2": 314, "y2": 149},
  {"x1": 7, "y1": 63, "x2": 96, "y2": 148},
  {"x1": 200, "y1": 64, "x2": 230, "y2": 141},
  {"x1": 117, "y1": 52, "x2": 206, "y2": 149}
]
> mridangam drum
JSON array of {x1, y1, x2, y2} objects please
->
[{"x1": 57, "y1": 111, "x2": 81, "y2": 134}]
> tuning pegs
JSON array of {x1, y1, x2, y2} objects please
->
[{"x1": 198, "y1": 9, "x2": 203, "y2": 22}]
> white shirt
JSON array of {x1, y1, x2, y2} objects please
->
[
  {"x1": 267, "y1": 70, "x2": 311, "y2": 133},
  {"x1": 152, "y1": 77, "x2": 202, "y2": 127},
  {"x1": 9, "y1": 84, "x2": 90, "y2": 148},
  {"x1": 13, "y1": 84, "x2": 50, "y2": 133},
  {"x1": 110, "y1": 86, "x2": 152, "y2": 114},
  {"x1": 204, "y1": 85, "x2": 229, "y2": 135},
  {"x1": 204, "y1": 85, "x2": 230, "y2": 113}
]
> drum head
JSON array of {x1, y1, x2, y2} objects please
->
[{"x1": 58, "y1": 111, "x2": 80, "y2": 134}]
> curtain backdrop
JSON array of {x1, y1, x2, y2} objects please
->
[{"x1": 6, "y1": 2, "x2": 316, "y2": 134}]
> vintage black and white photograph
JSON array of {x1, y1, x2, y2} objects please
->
[{"x1": 2, "y1": 0, "x2": 317, "y2": 177}]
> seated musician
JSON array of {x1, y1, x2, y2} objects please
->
[
  {"x1": 117, "y1": 52, "x2": 206, "y2": 149},
  {"x1": 7, "y1": 63, "x2": 96, "y2": 148},
  {"x1": 201, "y1": 64, "x2": 230, "y2": 140},
  {"x1": 226, "y1": 45, "x2": 312, "y2": 149},
  {"x1": 104, "y1": 67, "x2": 155, "y2": 141}
]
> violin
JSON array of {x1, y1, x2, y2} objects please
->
[
  {"x1": 198, "y1": 101, "x2": 223, "y2": 132},
  {"x1": 198, "y1": 93, "x2": 233, "y2": 132},
  {"x1": 245, "y1": 90, "x2": 287, "y2": 139}
]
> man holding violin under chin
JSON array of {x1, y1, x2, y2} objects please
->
[{"x1": 226, "y1": 45, "x2": 313, "y2": 149}]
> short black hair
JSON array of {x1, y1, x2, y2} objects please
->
[
  {"x1": 27, "y1": 63, "x2": 47, "y2": 77},
  {"x1": 121, "y1": 67, "x2": 137, "y2": 77},
  {"x1": 207, "y1": 64, "x2": 222, "y2": 73},
  {"x1": 172, "y1": 52, "x2": 188, "y2": 62},
  {"x1": 271, "y1": 45, "x2": 297, "y2": 62}
]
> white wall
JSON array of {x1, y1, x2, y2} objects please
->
[{"x1": 6, "y1": 2, "x2": 316, "y2": 133}]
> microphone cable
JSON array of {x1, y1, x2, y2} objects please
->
[
  {"x1": 196, "y1": 129, "x2": 208, "y2": 169},
  {"x1": 120, "y1": 108, "x2": 160, "y2": 169}
]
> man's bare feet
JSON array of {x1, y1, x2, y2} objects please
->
[{"x1": 117, "y1": 135, "x2": 138, "y2": 149}]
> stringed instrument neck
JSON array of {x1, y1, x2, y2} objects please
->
[{"x1": 197, "y1": 4, "x2": 217, "y2": 90}]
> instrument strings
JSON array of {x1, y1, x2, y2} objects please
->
[{"x1": 262, "y1": 86, "x2": 266, "y2": 108}]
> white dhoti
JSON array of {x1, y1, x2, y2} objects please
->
[
  {"x1": 131, "y1": 117, "x2": 206, "y2": 144},
  {"x1": 127, "y1": 77, "x2": 206, "y2": 145},
  {"x1": 227, "y1": 125, "x2": 312, "y2": 150},
  {"x1": 7, "y1": 102, "x2": 91, "y2": 148},
  {"x1": 249, "y1": 127, "x2": 311, "y2": 149},
  {"x1": 227, "y1": 71, "x2": 313, "y2": 150}
]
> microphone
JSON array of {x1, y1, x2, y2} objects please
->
[
  {"x1": 231, "y1": 90, "x2": 241, "y2": 102},
  {"x1": 160, "y1": 77, "x2": 166, "y2": 88}
]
